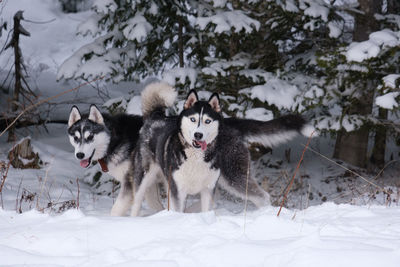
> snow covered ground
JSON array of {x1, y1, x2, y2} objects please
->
[{"x1": 1, "y1": 203, "x2": 400, "y2": 266}]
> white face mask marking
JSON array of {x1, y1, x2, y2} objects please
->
[
  {"x1": 75, "y1": 131, "x2": 81, "y2": 140},
  {"x1": 69, "y1": 126, "x2": 109, "y2": 162},
  {"x1": 197, "y1": 113, "x2": 218, "y2": 144},
  {"x1": 181, "y1": 107, "x2": 219, "y2": 150}
]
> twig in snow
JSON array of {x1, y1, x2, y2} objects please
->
[
  {"x1": 76, "y1": 177, "x2": 80, "y2": 210},
  {"x1": 277, "y1": 131, "x2": 314, "y2": 217},
  {"x1": 0, "y1": 160, "x2": 10, "y2": 192},
  {"x1": 37, "y1": 158, "x2": 53, "y2": 210},
  {"x1": 15, "y1": 177, "x2": 23, "y2": 213},
  {"x1": 168, "y1": 166, "x2": 172, "y2": 211},
  {"x1": 372, "y1": 160, "x2": 397, "y2": 180},
  {"x1": 303, "y1": 145, "x2": 391, "y2": 195},
  {"x1": 243, "y1": 153, "x2": 250, "y2": 234}
]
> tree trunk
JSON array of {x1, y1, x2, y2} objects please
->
[
  {"x1": 387, "y1": 0, "x2": 400, "y2": 13},
  {"x1": 370, "y1": 108, "x2": 387, "y2": 168},
  {"x1": 178, "y1": 18, "x2": 184, "y2": 68},
  {"x1": 353, "y1": 0, "x2": 382, "y2": 41},
  {"x1": 333, "y1": 0, "x2": 381, "y2": 168},
  {"x1": 5, "y1": 11, "x2": 30, "y2": 142},
  {"x1": 370, "y1": 0, "x2": 399, "y2": 169},
  {"x1": 8, "y1": 138, "x2": 41, "y2": 169},
  {"x1": 8, "y1": 13, "x2": 23, "y2": 142},
  {"x1": 368, "y1": 0, "x2": 398, "y2": 169},
  {"x1": 227, "y1": 33, "x2": 238, "y2": 95},
  {"x1": 333, "y1": 88, "x2": 374, "y2": 168}
]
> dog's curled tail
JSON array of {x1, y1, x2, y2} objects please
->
[{"x1": 141, "y1": 82, "x2": 177, "y2": 118}]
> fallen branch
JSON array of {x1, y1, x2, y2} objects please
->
[
  {"x1": 0, "y1": 76, "x2": 105, "y2": 138},
  {"x1": 277, "y1": 131, "x2": 314, "y2": 217},
  {"x1": 0, "y1": 118, "x2": 68, "y2": 131}
]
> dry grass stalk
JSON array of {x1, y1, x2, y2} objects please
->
[
  {"x1": 76, "y1": 177, "x2": 80, "y2": 209},
  {"x1": 277, "y1": 131, "x2": 314, "y2": 217},
  {"x1": 0, "y1": 160, "x2": 11, "y2": 208},
  {"x1": 303, "y1": 145, "x2": 391, "y2": 195},
  {"x1": 243, "y1": 153, "x2": 251, "y2": 234}
]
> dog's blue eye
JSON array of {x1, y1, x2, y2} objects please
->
[
  {"x1": 190, "y1": 117, "x2": 196, "y2": 122},
  {"x1": 74, "y1": 136, "x2": 79, "y2": 142},
  {"x1": 87, "y1": 135, "x2": 93, "y2": 141},
  {"x1": 205, "y1": 119, "x2": 212, "y2": 124}
]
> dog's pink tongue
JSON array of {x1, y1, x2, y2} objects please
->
[
  {"x1": 80, "y1": 159, "x2": 90, "y2": 168},
  {"x1": 199, "y1": 141, "x2": 207, "y2": 151}
]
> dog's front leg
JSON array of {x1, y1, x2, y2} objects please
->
[
  {"x1": 111, "y1": 178, "x2": 133, "y2": 216},
  {"x1": 170, "y1": 190, "x2": 187, "y2": 213},
  {"x1": 130, "y1": 164, "x2": 160, "y2": 216},
  {"x1": 200, "y1": 188, "x2": 213, "y2": 212},
  {"x1": 144, "y1": 182, "x2": 163, "y2": 211}
]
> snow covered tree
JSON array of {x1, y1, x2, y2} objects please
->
[
  {"x1": 58, "y1": 0, "x2": 400, "y2": 168},
  {"x1": 57, "y1": 0, "x2": 193, "y2": 82},
  {"x1": 315, "y1": 0, "x2": 400, "y2": 168},
  {"x1": 166, "y1": 0, "x2": 344, "y2": 120}
]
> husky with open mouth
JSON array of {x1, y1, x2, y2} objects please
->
[
  {"x1": 67, "y1": 105, "x2": 162, "y2": 216},
  {"x1": 130, "y1": 83, "x2": 312, "y2": 216}
]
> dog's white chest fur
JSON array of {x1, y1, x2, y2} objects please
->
[
  {"x1": 108, "y1": 159, "x2": 130, "y2": 182},
  {"x1": 173, "y1": 147, "x2": 220, "y2": 195}
]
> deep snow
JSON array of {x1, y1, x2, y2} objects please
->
[{"x1": 1, "y1": 204, "x2": 400, "y2": 266}]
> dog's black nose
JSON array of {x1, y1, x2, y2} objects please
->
[
  {"x1": 194, "y1": 132, "x2": 203, "y2": 140},
  {"x1": 76, "y1": 152, "x2": 85, "y2": 159}
]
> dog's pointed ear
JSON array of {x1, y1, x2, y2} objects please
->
[
  {"x1": 88, "y1": 105, "x2": 104, "y2": 125},
  {"x1": 184, "y1": 90, "x2": 198, "y2": 109},
  {"x1": 68, "y1": 106, "x2": 81, "y2": 127},
  {"x1": 208, "y1": 93, "x2": 221, "y2": 112}
]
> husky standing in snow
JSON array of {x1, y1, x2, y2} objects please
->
[
  {"x1": 67, "y1": 105, "x2": 163, "y2": 216},
  {"x1": 130, "y1": 83, "x2": 311, "y2": 216}
]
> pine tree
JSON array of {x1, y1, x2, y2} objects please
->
[
  {"x1": 316, "y1": 0, "x2": 400, "y2": 168},
  {"x1": 58, "y1": 0, "x2": 400, "y2": 168},
  {"x1": 57, "y1": 0, "x2": 193, "y2": 82}
]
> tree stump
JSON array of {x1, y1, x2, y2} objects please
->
[{"x1": 8, "y1": 138, "x2": 41, "y2": 169}]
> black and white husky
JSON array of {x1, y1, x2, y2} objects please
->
[
  {"x1": 130, "y1": 83, "x2": 312, "y2": 216},
  {"x1": 67, "y1": 105, "x2": 163, "y2": 216}
]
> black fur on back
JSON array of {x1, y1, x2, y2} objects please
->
[
  {"x1": 102, "y1": 114, "x2": 143, "y2": 163},
  {"x1": 223, "y1": 114, "x2": 305, "y2": 137}
]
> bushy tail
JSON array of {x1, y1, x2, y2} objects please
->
[
  {"x1": 141, "y1": 82, "x2": 177, "y2": 118},
  {"x1": 224, "y1": 115, "x2": 314, "y2": 147}
]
